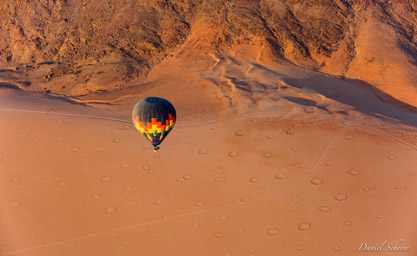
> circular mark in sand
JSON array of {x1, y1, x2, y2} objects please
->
[
  {"x1": 10, "y1": 201, "x2": 21, "y2": 207},
  {"x1": 318, "y1": 206, "x2": 331, "y2": 213},
  {"x1": 228, "y1": 152, "x2": 238, "y2": 157},
  {"x1": 375, "y1": 215, "x2": 382, "y2": 219},
  {"x1": 343, "y1": 221, "x2": 352, "y2": 226},
  {"x1": 121, "y1": 163, "x2": 128, "y2": 168},
  {"x1": 101, "y1": 176, "x2": 111, "y2": 182},
  {"x1": 197, "y1": 149, "x2": 207, "y2": 155},
  {"x1": 297, "y1": 247, "x2": 304, "y2": 251},
  {"x1": 262, "y1": 152, "x2": 272, "y2": 158},
  {"x1": 344, "y1": 135, "x2": 354, "y2": 140},
  {"x1": 388, "y1": 155, "x2": 397, "y2": 160},
  {"x1": 215, "y1": 177, "x2": 226, "y2": 183},
  {"x1": 291, "y1": 147, "x2": 299, "y2": 152},
  {"x1": 214, "y1": 232, "x2": 224, "y2": 238},
  {"x1": 332, "y1": 246, "x2": 342, "y2": 252},
  {"x1": 218, "y1": 215, "x2": 229, "y2": 221},
  {"x1": 298, "y1": 163, "x2": 307, "y2": 169},
  {"x1": 58, "y1": 182, "x2": 66, "y2": 187},
  {"x1": 304, "y1": 106, "x2": 316, "y2": 113},
  {"x1": 240, "y1": 197, "x2": 250, "y2": 202},
  {"x1": 63, "y1": 118, "x2": 74, "y2": 124},
  {"x1": 194, "y1": 200, "x2": 204, "y2": 207},
  {"x1": 266, "y1": 134, "x2": 275, "y2": 139},
  {"x1": 129, "y1": 200, "x2": 138, "y2": 205},
  {"x1": 118, "y1": 125, "x2": 131, "y2": 130},
  {"x1": 71, "y1": 147, "x2": 79, "y2": 152},
  {"x1": 291, "y1": 197, "x2": 302, "y2": 204},
  {"x1": 92, "y1": 194, "x2": 102, "y2": 200},
  {"x1": 2, "y1": 151, "x2": 9, "y2": 155},
  {"x1": 244, "y1": 166, "x2": 253, "y2": 172},
  {"x1": 324, "y1": 161, "x2": 332, "y2": 166},
  {"x1": 18, "y1": 133, "x2": 26, "y2": 137},
  {"x1": 267, "y1": 228, "x2": 279, "y2": 236},
  {"x1": 275, "y1": 173, "x2": 287, "y2": 180},
  {"x1": 393, "y1": 185, "x2": 401, "y2": 190},
  {"x1": 297, "y1": 223, "x2": 311, "y2": 231},
  {"x1": 255, "y1": 188, "x2": 265, "y2": 194},
  {"x1": 105, "y1": 207, "x2": 116, "y2": 214},
  {"x1": 147, "y1": 169, "x2": 155, "y2": 174},
  {"x1": 142, "y1": 145, "x2": 151, "y2": 149},
  {"x1": 235, "y1": 131, "x2": 245, "y2": 136},
  {"x1": 153, "y1": 155, "x2": 160, "y2": 159},
  {"x1": 153, "y1": 200, "x2": 162, "y2": 206},
  {"x1": 10, "y1": 177, "x2": 19, "y2": 182},
  {"x1": 363, "y1": 187, "x2": 371, "y2": 192},
  {"x1": 210, "y1": 126, "x2": 217, "y2": 130},
  {"x1": 249, "y1": 177, "x2": 259, "y2": 183},
  {"x1": 334, "y1": 193, "x2": 347, "y2": 201},
  {"x1": 125, "y1": 187, "x2": 132, "y2": 192},
  {"x1": 348, "y1": 169, "x2": 359, "y2": 176},
  {"x1": 116, "y1": 245, "x2": 125, "y2": 250},
  {"x1": 113, "y1": 138, "x2": 121, "y2": 143},
  {"x1": 310, "y1": 178, "x2": 323, "y2": 185}
]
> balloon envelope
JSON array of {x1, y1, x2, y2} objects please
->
[{"x1": 132, "y1": 97, "x2": 176, "y2": 149}]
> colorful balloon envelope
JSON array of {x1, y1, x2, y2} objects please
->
[{"x1": 132, "y1": 97, "x2": 176, "y2": 151}]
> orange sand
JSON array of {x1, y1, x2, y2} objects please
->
[{"x1": 1, "y1": 47, "x2": 417, "y2": 255}]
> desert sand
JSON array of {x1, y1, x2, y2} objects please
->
[{"x1": 1, "y1": 39, "x2": 417, "y2": 256}]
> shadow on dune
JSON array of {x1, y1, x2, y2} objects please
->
[
  {"x1": 0, "y1": 84, "x2": 92, "y2": 107},
  {"x1": 281, "y1": 75, "x2": 417, "y2": 127},
  {"x1": 244, "y1": 61, "x2": 417, "y2": 127},
  {"x1": 0, "y1": 82, "x2": 25, "y2": 90},
  {"x1": 44, "y1": 94, "x2": 91, "y2": 107},
  {"x1": 0, "y1": 81, "x2": 31, "y2": 88},
  {"x1": 282, "y1": 96, "x2": 317, "y2": 107}
]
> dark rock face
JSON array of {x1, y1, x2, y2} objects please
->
[
  {"x1": 0, "y1": 0, "x2": 416, "y2": 97},
  {"x1": 0, "y1": 0, "x2": 192, "y2": 92}
]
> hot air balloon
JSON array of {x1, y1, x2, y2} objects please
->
[{"x1": 132, "y1": 97, "x2": 176, "y2": 151}]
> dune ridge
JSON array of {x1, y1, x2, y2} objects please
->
[{"x1": 1, "y1": 0, "x2": 417, "y2": 109}]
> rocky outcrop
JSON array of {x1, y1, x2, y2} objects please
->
[{"x1": 0, "y1": 0, "x2": 416, "y2": 107}]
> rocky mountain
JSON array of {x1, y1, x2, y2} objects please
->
[{"x1": 1, "y1": 0, "x2": 417, "y2": 108}]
